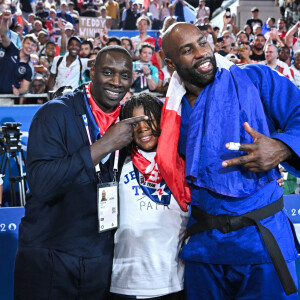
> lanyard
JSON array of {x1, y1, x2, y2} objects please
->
[{"x1": 82, "y1": 106, "x2": 119, "y2": 181}]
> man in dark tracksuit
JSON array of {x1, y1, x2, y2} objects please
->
[{"x1": 14, "y1": 46, "x2": 147, "y2": 300}]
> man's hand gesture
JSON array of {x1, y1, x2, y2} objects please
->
[{"x1": 222, "y1": 122, "x2": 292, "y2": 172}]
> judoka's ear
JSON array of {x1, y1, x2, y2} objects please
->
[{"x1": 164, "y1": 58, "x2": 176, "y2": 71}]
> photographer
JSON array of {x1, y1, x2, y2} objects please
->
[{"x1": 131, "y1": 42, "x2": 158, "y2": 93}]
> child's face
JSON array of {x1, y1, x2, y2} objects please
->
[{"x1": 132, "y1": 106, "x2": 158, "y2": 152}]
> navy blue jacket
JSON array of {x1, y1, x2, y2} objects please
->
[{"x1": 19, "y1": 90, "x2": 125, "y2": 257}]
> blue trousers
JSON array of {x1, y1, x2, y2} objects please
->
[
  {"x1": 14, "y1": 246, "x2": 113, "y2": 300},
  {"x1": 184, "y1": 261, "x2": 299, "y2": 300}
]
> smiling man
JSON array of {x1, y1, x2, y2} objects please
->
[
  {"x1": 0, "y1": 10, "x2": 37, "y2": 100},
  {"x1": 14, "y1": 45, "x2": 148, "y2": 300},
  {"x1": 48, "y1": 36, "x2": 89, "y2": 91},
  {"x1": 157, "y1": 23, "x2": 300, "y2": 299}
]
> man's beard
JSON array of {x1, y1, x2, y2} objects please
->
[{"x1": 175, "y1": 55, "x2": 217, "y2": 88}]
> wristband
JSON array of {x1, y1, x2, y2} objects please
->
[{"x1": 146, "y1": 74, "x2": 152, "y2": 79}]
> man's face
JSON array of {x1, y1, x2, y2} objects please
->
[
  {"x1": 49, "y1": 10, "x2": 56, "y2": 19},
  {"x1": 253, "y1": 26, "x2": 262, "y2": 35},
  {"x1": 252, "y1": 11, "x2": 258, "y2": 19},
  {"x1": 164, "y1": 24, "x2": 217, "y2": 88},
  {"x1": 36, "y1": 3, "x2": 43, "y2": 11},
  {"x1": 45, "y1": 43, "x2": 56, "y2": 57},
  {"x1": 67, "y1": 39, "x2": 81, "y2": 57},
  {"x1": 138, "y1": 20, "x2": 149, "y2": 34},
  {"x1": 22, "y1": 38, "x2": 37, "y2": 56},
  {"x1": 253, "y1": 36, "x2": 265, "y2": 51},
  {"x1": 101, "y1": 9, "x2": 106, "y2": 17},
  {"x1": 237, "y1": 33, "x2": 248, "y2": 43},
  {"x1": 91, "y1": 51, "x2": 132, "y2": 112},
  {"x1": 28, "y1": 15, "x2": 35, "y2": 23},
  {"x1": 222, "y1": 32, "x2": 232, "y2": 47},
  {"x1": 139, "y1": 47, "x2": 153, "y2": 63},
  {"x1": 265, "y1": 45, "x2": 278, "y2": 64},
  {"x1": 61, "y1": 4, "x2": 67, "y2": 13},
  {"x1": 279, "y1": 47, "x2": 290, "y2": 62},
  {"x1": 34, "y1": 21, "x2": 43, "y2": 32},
  {"x1": 121, "y1": 39, "x2": 132, "y2": 52},
  {"x1": 80, "y1": 44, "x2": 91, "y2": 58},
  {"x1": 277, "y1": 19, "x2": 285, "y2": 30},
  {"x1": 132, "y1": 3, "x2": 138, "y2": 12},
  {"x1": 294, "y1": 55, "x2": 300, "y2": 70},
  {"x1": 66, "y1": 29, "x2": 74, "y2": 38},
  {"x1": 32, "y1": 80, "x2": 45, "y2": 93}
]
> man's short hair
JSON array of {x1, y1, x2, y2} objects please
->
[
  {"x1": 237, "y1": 30, "x2": 248, "y2": 37},
  {"x1": 254, "y1": 33, "x2": 266, "y2": 40},
  {"x1": 23, "y1": 34, "x2": 39, "y2": 45},
  {"x1": 82, "y1": 39, "x2": 93, "y2": 50},
  {"x1": 107, "y1": 36, "x2": 121, "y2": 46},
  {"x1": 94, "y1": 45, "x2": 132, "y2": 68},
  {"x1": 139, "y1": 42, "x2": 155, "y2": 54}
]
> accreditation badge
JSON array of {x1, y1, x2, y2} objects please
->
[{"x1": 97, "y1": 182, "x2": 119, "y2": 232}]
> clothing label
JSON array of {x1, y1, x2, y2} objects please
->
[{"x1": 97, "y1": 182, "x2": 119, "y2": 232}]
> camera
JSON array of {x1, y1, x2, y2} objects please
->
[
  {"x1": 135, "y1": 62, "x2": 150, "y2": 73},
  {"x1": 0, "y1": 122, "x2": 22, "y2": 152}
]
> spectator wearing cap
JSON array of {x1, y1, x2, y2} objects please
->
[
  {"x1": 0, "y1": 11, "x2": 38, "y2": 103},
  {"x1": 98, "y1": 6, "x2": 109, "y2": 31},
  {"x1": 68, "y1": 1, "x2": 79, "y2": 17},
  {"x1": 57, "y1": 1, "x2": 75, "y2": 25},
  {"x1": 81, "y1": 0, "x2": 99, "y2": 17},
  {"x1": 245, "y1": 7, "x2": 263, "y2": 33},
  {"x1": 122, "y1": 0, "x2": 140, "y2": 30},
  {"x1": 35, "y1": 1, "x2": 49, "y2": 25},
  {"x1": 57, "y1": 22, "x2": 74, "y2": 49},
  {"x1": 261, "y1": 43, "x2": 294, "y2": 82},
  {"x1": 105, "y1": 0, "x2": 120, "y2": 29},
  {"x1": 48, "y1": 36, "x2": 90, "y2": 91},
  {"x1": 195, "y1": 0, "x2": 210, "y2": 24},
  {"x1": 30, "y1": 19, "x2": 43, "y2": 37}
]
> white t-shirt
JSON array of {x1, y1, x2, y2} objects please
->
[
  {"x1": 110, "y1": 156, "x2": 189, "y2": 298},
  {"x1": 50, "y1": 54, "x2": 89, "y2": 90},
  {"x1": 290, "y1": 65, "x2": 300, "y2": 88},
  {"x1": 131, "y1": 35, "x2": 150, "y2": 56}
]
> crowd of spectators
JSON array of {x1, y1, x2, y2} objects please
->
[{"x1": 0, "y1": 0, "x2": 300, "y2": 106}]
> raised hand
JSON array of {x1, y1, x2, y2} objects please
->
[{"x1": 222, "y1": 122, "x2": 293, "y2": 172}]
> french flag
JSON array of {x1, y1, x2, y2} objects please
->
[{"x1": 156, "y1": 72, "x2": 191, "y2": 212}]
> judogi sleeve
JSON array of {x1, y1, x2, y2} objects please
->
[{"x1": 243, "y1": 64, "x2": 300, "y2": 176}]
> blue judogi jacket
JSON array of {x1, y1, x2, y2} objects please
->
[{"x1": 178, "y1": 64, "x2": 300, "y2": 264}]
